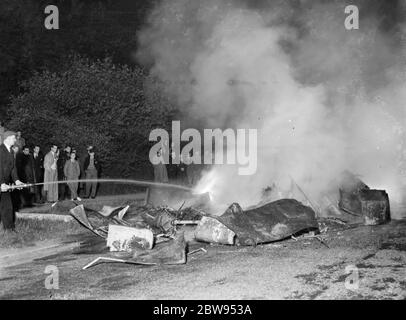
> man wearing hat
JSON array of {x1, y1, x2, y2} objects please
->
[
  {"x1": 0, "y1": 131, "x2": 24, "y2": 231},
  {"x1": 83, "y1": 146, "x2": 101, "y2": 199},
  {"x1": 0, "y1": 121, "x2": 6, "y2": 145}
]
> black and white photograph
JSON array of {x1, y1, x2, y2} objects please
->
[{"x1": 0, "y1": 0, "x2": 405, "y2": 304}]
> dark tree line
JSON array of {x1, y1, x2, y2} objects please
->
[
  {"x1": 0, "y1": 0, "x2": 154, "y2": 116},
  {"x1": 7, "y1": 57, "x2": 175, "y2": 179},
  {"x1": 1, "y1": 0, "x2": 176, "y2": 179}
]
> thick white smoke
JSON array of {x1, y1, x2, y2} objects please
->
[{"x1": 136, "y1": 0, "x2": 406, "y2": 218}]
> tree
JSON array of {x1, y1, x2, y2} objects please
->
[
  {"x1": 0, "y1": 0, "x2": 152, "y2": 117},
  {"x1": 7, "y1": 56, "x2": 176, "y2": 179}
]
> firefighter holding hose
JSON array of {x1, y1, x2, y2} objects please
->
[{"x1": 0, "y1": 131, "x2": 24, "y2": 231}]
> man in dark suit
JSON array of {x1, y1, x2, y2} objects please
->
[
  {"x1": 32, "y1": 145, "x2": 44, "y2": 203},
  {"x1": 57, "y1": 145, "x2": 71, "y2": 200},
  {"x1": 0, "y1": 131, "x2": 24, "y2": 231},
  {"x1": 19, "y1": 147, "x2": 35, "y2": 207},
  {"x1": 83, "y1": 146, "x2": 101, "y2": 199}
]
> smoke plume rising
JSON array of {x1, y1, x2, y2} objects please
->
[{"x1": 136, "y1": 0, "x2": 406, "y2": 217}]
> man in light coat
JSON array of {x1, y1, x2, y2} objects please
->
[{"x1": 43, "y1": 145, "x2": 58, "y2": 203}]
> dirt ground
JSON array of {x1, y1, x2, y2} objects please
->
[{"x1": 0, "y1": 219, "x2": 405, "y2": 300}]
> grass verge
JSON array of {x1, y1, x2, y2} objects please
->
[{"x1": 0, "y1": 219, "x2": 83, "y2": 249}]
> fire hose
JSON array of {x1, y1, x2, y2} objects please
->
[{"x1": 0, "y1": 183, "x2": 34, "y2": 192}]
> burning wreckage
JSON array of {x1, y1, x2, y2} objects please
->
[{"x1": 68, "y1": 172, "x2": 391, "y2": 270}]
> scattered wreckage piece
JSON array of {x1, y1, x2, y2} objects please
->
[
  {"x1": 139, "y1": 206, "x2": 202, "y2": 234},
  {"x1": 194, "y1": 216, "x2": 236, "y2": 245},
  {"x1": 194, "y1": 199, "x2": 319, "y2": 246},
  {"x1": 359, "y1": 189, "x2": 390, "y2": 225},
  {"x1": 98, "y1": 205, "x2": 130, "y2": 221},
  {"x1": 291, "y1": 231, "x2": 329, "y2": 248},
  {"x1": 70, "y1": 203, "x2": 203, "y2": 238},
  {"x1": 69, "y1": 205, "x2": 108, "y2": 238},
  {"x1": 131, "y1": 232, "x2": 186, "y2": 264},
  {"x1": 70, "y1": 204, "x2": 191, "y2": 269},
  {"x1": 83, "y1": 257, "x2": 156, "y2": 270},
  {"x1": 73, "y1": 236, "x2": 108, "y2": 254},
  {"x1": 106, "y1": 225, "x2": 154, "y2": 251},
  {"x1": 82, "y1": 232, "x2": 187, "y2": 269},
  {"x1": 54, "y1": 198, "x2": 140, "y2": 217},
  {"x1": 94, "y1": 205, "x2": 131, "y2": 226},
  {"x1": 337, "y1": 172, "x2": 390, "y2": 225},
  {"x1": 220, "y1": 200, "x2": 319, "y2": 246},
  {"x1": 98, "y1": 205, "x2": 123, "y2": 218},
  {"x1": 151, "y1": 209, "x2": 191, "y2": 233},
  {"x1": 188, "y1": 247, "x2": 207, "y2": 255},
  {"x1": 70, "y1": 204, "x2": 131, "y2": 230},
  {"x1": 338, "y1": 171, "x2": 369, "y2": 216}
]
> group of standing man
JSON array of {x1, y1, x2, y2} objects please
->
[
  {"x1": 43, "y1": 145, "x2": 101, "y2": 202},
  {"x1": 152, "y1": 147, "x2": 202, "y2": 186},
  {"x1": 0, "y1": 128, "x2": 101, "y2": 232}
]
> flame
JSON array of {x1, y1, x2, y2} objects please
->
[{"x1": 193, "y1": 169, "x2": 218, "y2": 201}]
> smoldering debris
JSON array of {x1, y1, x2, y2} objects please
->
[
  {"x1": 82, "y1": 233, "x2": 187, "y2": 269},
  {"x1": 335, "y1": 171, "x2": 391, "y2": 225},
  {"x1": 215, "y1": 200, "x2": 319, "y2": 246},
  {"x1": 70, "y1": 203, "x2": 205, "y2": 268},
  {"x1": 70, "y1": 200, "x2": 321, "y2": 269},
  {"x1": 68, "y1": 173, "x2": 392, "y2": 270}
]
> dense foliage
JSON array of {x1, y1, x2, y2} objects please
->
[
  {"x1": 7, "y1": 57, "x2": 176, "y2": 179},
  {"x1": 0, "y1": 0, "x2": 152, "y2": 116},
  {"x1": 0, "y1": 0, "x2": 176, "y2": 179}
]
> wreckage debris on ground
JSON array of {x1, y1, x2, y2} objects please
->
[
  {"x1": 215, "y1": 200, "x2": 319, "y2": 246},
  {"x1": 69, "y1": 203, "x2": 204, "y2": 268},
  {"x1": 68, "y1": 172, "x2": 392, "y2": 269},
  {"x1": 337, "y1": 171, "x2": 390, "y2": 225},
  {"x1": 69, "y1": 198, "x2": 323, "y2": 269}
]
